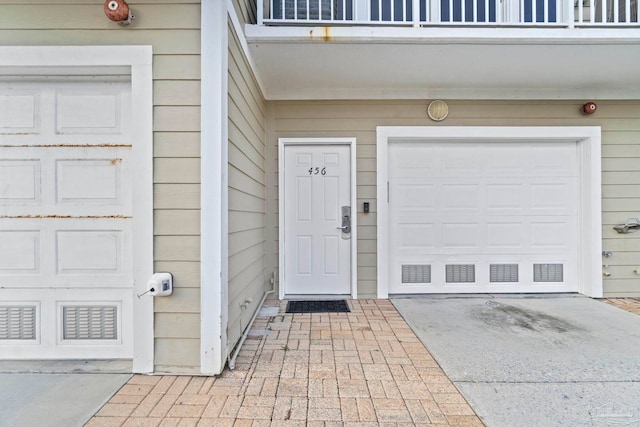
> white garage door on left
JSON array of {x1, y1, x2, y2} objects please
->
[{"x1": 0, "y1": 81, "x2": 135, "y2": 359}]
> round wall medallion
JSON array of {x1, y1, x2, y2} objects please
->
[{"x1": 427, "y1": 100, "x2": 449, "y2": 121}]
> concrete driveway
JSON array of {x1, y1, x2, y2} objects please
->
[
  {"x1": 393, "y1": 295, "x2": 640, "y2": 427},
  {"x1": 0, "y1": 361, "x2": 130, "y2": 427}
]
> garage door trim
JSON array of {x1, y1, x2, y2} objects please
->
[
  {"x1": 0, "y1": 46, "x2": 154, "y2": 373},
  {"x1": 376, "y1": 126, "x2": 602, "y2": 298}
]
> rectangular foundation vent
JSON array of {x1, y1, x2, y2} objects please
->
[
  {"x1": 0, "y1": 306, "x2": 36, "y2": 340},
  {"x1": 533, "y1": 264, "x2": 564, "y2": 282},
  {"x1": 402, "y1": 265, "x2": 431, "y2": 283},
  {"x1": 446, "y1": 264, "x2": 475, "y2": 283},
  {"x1": 63, "y1": 306, "x2": 117, "y2": 340},
  {"x1": 490, "y1": 264, "x2": 519, "y2": 282}
]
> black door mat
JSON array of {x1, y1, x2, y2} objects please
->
[{"x1": 286, "y1": 300, "x2": 350, "y2": 313}]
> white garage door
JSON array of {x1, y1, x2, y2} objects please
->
[
  {"x1": 0, "y1": 81, "x2": 135, "y2": 359},
  {"x1": 388, "y1": 140, "x2": 579, "y2": 294}
]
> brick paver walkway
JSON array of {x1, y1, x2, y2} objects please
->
[
  {"x1": 87, "y1": 299, "x2": 484, "y2": 426},
  {"x1": 604, "y1": 297, "x2": 640, "y2": 315}
]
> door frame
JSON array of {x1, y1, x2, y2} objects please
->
[
  {"x1": 278, "y1": 138, "x2": 358, "y2": 299},
  {"x1": 0, "y1": 46, "x2": 154, "y2": 372},
  {"x1": 376, "y1": 126, "x2": 603, "y2": 298}
]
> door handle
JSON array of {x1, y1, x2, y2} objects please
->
[{"x1": 338, "y1": 206, "x2": 351, "y2": 236}]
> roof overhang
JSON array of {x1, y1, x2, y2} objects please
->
[{"x1": 245, "y1": 25, "x2": 640, "y2": 100}]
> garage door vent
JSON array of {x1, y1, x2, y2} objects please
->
[
  {"x1": 533, "y1": 264, "x2": 563, "y2": 282},
  {"x1": 0, "y1": 306, "x2": 36, "y2": 340},
  {"x1": 402, "y1": 265, "x2": 431, "y2": 283},
  {"x1": 62, "y1": 306, "x2": 117, "y2": 340},
  {"x1": 490, "y1": 264, "x2": 519, "y2": 282},
  {"x1": 446, "y1": 265, "x2": 475, "y2": 283}
]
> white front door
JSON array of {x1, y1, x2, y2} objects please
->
[{"x1": 282, "y1": 144, "x2": 352, "y2": 295}]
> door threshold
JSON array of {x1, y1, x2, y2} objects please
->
[{"x1": 283, "y1": 294, "x2": 352, "y2": 301}]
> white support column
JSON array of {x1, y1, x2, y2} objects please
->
[{"x1": 201, "y1": 0, "x2": 229, "y2": 375}]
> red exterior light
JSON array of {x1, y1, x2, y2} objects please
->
[{"x1": 583, "y1": 102, "x2": 597, "y2": 115}]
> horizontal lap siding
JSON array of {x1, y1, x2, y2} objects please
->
[
  {"x1": 0, "y1": 1, "x2": 203, "y2": 373},
  {"x1": 269, "y1": 100, "x2": 640, "y2": 298},
  {"x1": 227, "y1": 21, "x2": 267, "y2": 357}
]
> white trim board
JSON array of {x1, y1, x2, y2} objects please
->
[
  {"x1": 0, "y1": 45, "x2": 154, "y2": 373},
  {"x1": 376, "y1": 126, "x2": 603, "y2": 298},
  {"x1": 278, "y1": 138, "x2": 358, "y2": 300},
  {"x1": 200, "y1": 0, "x2": 229, "y2": 375}
]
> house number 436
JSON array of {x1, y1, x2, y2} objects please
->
[{"x1": 308, "y1": 167, "x2": 326, "y2": 175}]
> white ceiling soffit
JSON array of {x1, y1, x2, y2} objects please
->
[{"x1": 245, "y1": 26, "x2": 640, "y2": 100}]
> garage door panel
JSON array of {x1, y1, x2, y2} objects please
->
[
  {"x1": 0, "y1": 230, "x2": 40, "y2": 273},
  {"x1": 0, "y1": 160, "x2": 41, "y2": 203},
  {"x1": 486, "y1": 222, "x2": 525, "y2": 249},
  {"x1": 0, "y1": 83, "x2": 130, "y2": 145},
  {"x1": 0, "y1": 220, "x2": 132, "y2": 287},
  {"x1": 442, "y1": 223, "x2": 481, "y2": 249},
  {"x1": 442, "y1": 184, "x2": 482, "y2": 212},
  {"x1": 440, "y1": 144, "x2": 484, "y2": 171},
  {"x1": 530, "y1": 144, "x2": 577, "y2": 175},
  {"x1": 389, "y1": 141, "x2": 579, "y2": 294},
  {"x1": 56, "y1": 159, "x2": 122, "y2": 204},
  {"x1": 529, "y1": 182, "x2": 576, "y2": 214},
  {"x1": 485, "y1": 146, "x2": 530, "y2": 173},
  {"x1": 0, "y1": 147, "x2": 132, "y2": 217},
  {"x1": 530, "y1": 220, "x2": 575, "y2": 250},
  {"x1": 57, "y1": 230, "x2": 123, "y2": 275},
  {"x1": 397, "y1": 223, "x2": 436, "y2": 249},
  {"x1": 0, "y1": 90, "x2": 41, "y2": 132},
  {"x1": 389, "y1": 143, "x2": 437, "y2": 173},
  {"x1": 56, "y1": 91, "x2": 122, "y2": 134},
  {"x1": 393, "y1": 182, "x2": 437, "y2": 210},
  {"x1": 0, "y1": 288, "x2": 132, "y2": 359},
  {"x1": 486, "y1": 184, "x2": 524, "y2": 212}
]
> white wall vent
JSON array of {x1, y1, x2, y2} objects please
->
[
  {"x1": 490, "y1": 264, "x2": 519, "y2": 282},
  {"x1": 0, "y1": 306, "x2": 36, "y2": 340},
  {"x1": 446, "y1": 264, "x2": 475, "y2": 283},
  {"x1": 533, "y1": 264, "x2": 564, "y2": 282},
  {"x1": 402, "y1": 265, "x2": 431, "y2": 283},
  {"x1": 63, "y1": 306, "x2": 117, "y2": 340}
]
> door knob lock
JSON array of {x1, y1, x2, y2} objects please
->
[{"x1": 338, "y1": 206, "x2": 351, "y2": 238}]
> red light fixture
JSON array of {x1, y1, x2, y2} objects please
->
[
  {"x1": 582, "y1": 102, "x2": 597, "y2": 115},
  {"x1": 104, "y1": 0, "x2": 134, "y2": 26}
]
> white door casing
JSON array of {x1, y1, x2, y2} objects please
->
[
  {"x1": 0, "y1": 47, "x2": 153, "y2": 372},
  {"x1": 279, "y1": 138, "x2": 357, "y2": 298},
  {"x1": 377, "y1": 127, "x2": 603, "y2": 298}
]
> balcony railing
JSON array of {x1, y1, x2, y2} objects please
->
[{"x1": 258, "y1": 0, "x2": 638, "y2": 26}]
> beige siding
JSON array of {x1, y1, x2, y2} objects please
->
[
  {"x1": 267, "y1": 100, "x2": 640, "y2": 298},
  {"x1": 0, "y1": 0, "x2": 203, "y2": 372},
  {"x1": 227, "y1": 22, "x2": 267, "y2": 355}
]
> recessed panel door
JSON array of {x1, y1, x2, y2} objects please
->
[
  {"x1": 0, "y1": 81, "x2": 134, "y2": 359},
  {"x1": 388, "y1": 141, "x2": 579, "y2": 294},
  {"x1": 283, "y1": 145, "x2": 351, "y2": 295}
]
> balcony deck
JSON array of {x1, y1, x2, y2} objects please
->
[
  {"x1": 259, "y1": 0, "x2": 638, "y2": 27},
  {"x1": 243, "y1": 1, "x2": 640, "y2": 100}
]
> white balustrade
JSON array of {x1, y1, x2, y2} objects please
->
[{"x1": 258, "y1": 0, "x2": 638, "y2": 25}]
